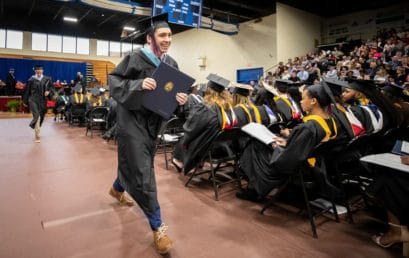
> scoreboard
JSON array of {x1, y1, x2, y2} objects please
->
[{"x1": 153, "y1": 0, "x2": 202, "y2": 28}]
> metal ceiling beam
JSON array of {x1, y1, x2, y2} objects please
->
[
  {"x1": 78, "y1": 8, "x2": 93, "y2": 22},
  {"x1": 202, "y1": 6, "x2": 252, "y2": 20},
  {"x1": 97, "y1": 13, "x2": 117, "y2": 26},
  {"x1": 28, "y1": 0, "x2": 36, "y2": 16},
  {"x1": 215, "y1": 0, "x2": 273, "y2": 14},
  {"x1": 53, "y1": 5, "x2": 65, "y2": 20}
]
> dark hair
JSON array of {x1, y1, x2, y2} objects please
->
[{"x1": 305, "y1": 84, "x2": 331, "y2": 107}]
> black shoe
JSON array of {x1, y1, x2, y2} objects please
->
[{"x1": 236, "y1": 188, "x2": 263, "y2": 203}]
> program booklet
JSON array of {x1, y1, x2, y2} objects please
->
[{"x1": 241, "y1": 122, "x2": 277, "y2": 145}]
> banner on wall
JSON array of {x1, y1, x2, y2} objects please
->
[{"x1": 0, "y1": 58, "x2": 86, "y2": 83}]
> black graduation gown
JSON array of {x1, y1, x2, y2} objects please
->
[
  {"x1": 240, "y1": 119, "x2": 331, "y2": 196},
  {"x1": 23, "y1": 76, "x2": 52, "y2": 129},
  {"x1": 182, "y1": 103, "x2": 221, "y2": 173},
  {"x1": 109, "y1": 49, "x2": 178, "y2": 215},
  {"x1": 368, "y1": 166, "x2": 409, "y2": 226},
  {"x1": 349, "y1": 105, "x2": 375, "y2": 133},
  {"x1": 6, "y1": 73, "x2": 16, "y2": 95}
]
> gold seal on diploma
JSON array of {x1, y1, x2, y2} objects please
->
[{"x1": 164, "y1": 82, "x2": 174, "y2": 92}]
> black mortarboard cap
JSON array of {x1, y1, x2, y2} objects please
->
[
  {"x1": 206, "y1": 73, "x2": 230, "y2": 93},
  {"x1": 33, "y1": 64, "x2": 43, "y2": 70},
  {"x1": 275, "y1": 79, "x2": 293, "y2": 92},
  {"x1": 124, "y1": 13, "x2": 170, "y2": 43},
  {"x1": 346, "y1": 79, "x2": 377, "y2": 96},
  {"x1": 381, "y1": 83, "x2": 405, "y2": 99},
  {"x1": 323, "y1": 78, "x2": 349, "y2": 97},
  {"x1": 73, "y1": 84, "x2": 82, "y2": 93},
  {"x1": 232, "y1": 82, "x2": 253, "y2": 97}
]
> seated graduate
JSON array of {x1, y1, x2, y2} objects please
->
[
  {"x1": 380, "y1": 83, "x2": 409, "y2": 128},
  {"x1": 237, "y1": 84, "x2": 342, "y2": 200},
  {"x1": 66, "y1": 84, "x2": 88, "y2": 123},
  {"x1": 364, "y1": 154, "x2": 409, "y2": 256},
  {"x1": 270, "y1": 79, "x2": 303, "y2": 128},
  {"x1": 341, "y1": 79, "x2": 397, "y2": 134},
  {"x1": 178, "y1": 82, "x2": 203, "y2": 119},
  {"x1": 86, "y1": 87, "x2": 105, "y2": 111},
  {"x1": 231, "y1": 82, "x2": 282, "y2": 127},
  {"x1": 252, "y1": 84, "x2": 285, "y2": 131},
  {"x1": 53, "y1": 88, "x2": 70, "y2": 121},
  {"x1": 172, "y1": 73, "x2": 234, "y2": 173}
]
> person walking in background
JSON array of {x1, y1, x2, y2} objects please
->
[
  {"x1": 6, "y1": 68, "x2": 16, "y2": 96},
  {"x1": 23, "y1": 65, "x2": 53, "y2": 143}
]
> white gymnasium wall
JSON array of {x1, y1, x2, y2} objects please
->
[
  {"x1": 170, "y1": 14, "x2": 276, "y2": 84},
  {"x1": 276, "y1": 3, "x2": 321, "y2": 63},
  {"x1": 322, "y1": 3, "x2": 409, "y2": 44}
]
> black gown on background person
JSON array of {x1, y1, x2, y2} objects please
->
[
  {"x1": 240, "y1": 117, "x2": 338, "y2": 197},
  {"x1": 23, "y1": 75, "x2": 52, "y2": 128},
  {"x1": 109, "y1": 48, "x2": 178, "y2": 216}
]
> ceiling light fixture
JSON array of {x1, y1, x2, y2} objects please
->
[
  {"x1": 63, "y1": 17, "x2": 78, "y2": 23},
  {"x1": 123, "y1": 26, "x2": 136, "y2": 31}
]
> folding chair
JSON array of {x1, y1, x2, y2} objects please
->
[
  {"x1": 260, "y1": 141, "x2": 352, "y2": 238},
  {"x1": 85, "y1": 106, "x2": 109, "y2": 138},
  {"x1": 156, "y1": 116, "x2": 185, "y2": 169},
  {"x1": 68, "y1": 103, "x2": 87, "y2": 127},
  {"x1": 185, "y1": 128, "x2": 243, "y2": 201}
]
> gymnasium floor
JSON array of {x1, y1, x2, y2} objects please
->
[{"x1": 0, "y1": 114, "x2": 401, "y2": 258}]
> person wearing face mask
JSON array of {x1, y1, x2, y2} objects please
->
[
  {"x1": 22, "y1": 65, "x2": 53, "y2": 143},
  {"x1": 107, "y1": 13, "x2": 188, "y2": 255}
]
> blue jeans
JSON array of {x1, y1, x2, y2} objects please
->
[{"x1": 112, "y1": 177, "x2": 162, "y2": 230}]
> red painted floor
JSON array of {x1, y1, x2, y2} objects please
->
[{"x1": 0, "y1": 117, "x2": 401, "y2": 258}]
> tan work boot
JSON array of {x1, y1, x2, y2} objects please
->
[
  {"x1": 34, "y1": 118, "x2": 40, "y2": 143},
  {"x1": 108, "y1": 187, "x2": 134, "y2": 206},
  {"x1": 153, "y1": 223, "x2": 173, "y2": 254}
]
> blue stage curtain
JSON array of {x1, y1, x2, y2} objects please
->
[{"x1": 0, "y1": 58, "x2": 86, "y2": 83}]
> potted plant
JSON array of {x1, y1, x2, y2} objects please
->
[{"x1": 6, "y1": 100, "x2": 21, "y2": 112}]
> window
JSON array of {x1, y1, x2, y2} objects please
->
[
  {"x1": 48, "y1": 34, "x2": 62, "y2": 52},
  {"x1": 76, "y1": 37, "x2": 89, "y2": 55},
  {"x1": 32, "y1": 33, "x2": 47, "y2": 51},
  {"x1": 97, "y1": 40, "x2": 109, "y2": 56},
  {"x1": 121, "y1": 42, "x2": 132, "y2": 56},
  {"x1": 0, "y1": 29, "x2": 5, "y2": 48},
  {"x1": 62, "y1": 36, "x2": 76, "y2": 54},
  {"x1": 6, "y1": 30, "x2": 23, "y2": 49},
  {"x1": 109, "y1": 41, "x2": 121, "y2": 57}
]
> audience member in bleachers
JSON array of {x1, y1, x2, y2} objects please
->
[{"x1": 22, "y1": 65, "x2": 53, "y2": 143}]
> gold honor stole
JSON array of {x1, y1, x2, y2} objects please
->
[{"x1": 302, "y1": 115, "x2": 337, "y2": 167}]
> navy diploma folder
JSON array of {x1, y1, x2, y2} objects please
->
[{"x1": 142, "y1": 62, "x2": 195, "y2": 119}]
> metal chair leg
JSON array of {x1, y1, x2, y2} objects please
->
[{"x1": 300, "y1": 172, "x2": 318, "y2": 238}]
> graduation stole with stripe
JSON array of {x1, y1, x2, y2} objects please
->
[
  {"x1": 302, "y1": 115, "x2": 337, "y2": 168},
  {"x1": 74, "y1": 93, "x2": 84, "y2": 104},
  {"x1": 237, "y1": 104, "x2": 261, "y2": 124},
  {"x1": 356, "y1": 97, "x2": 383, "y2": 133},
  {"x1": 336, "y1": 104, "x2": 365, "y2": 137},
  {"x1": 216, "y1": 103, "x2": 237, "y2": 130},
  {"x1": 274, "y1": 95, "x2": 302, "y2": 120}
]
